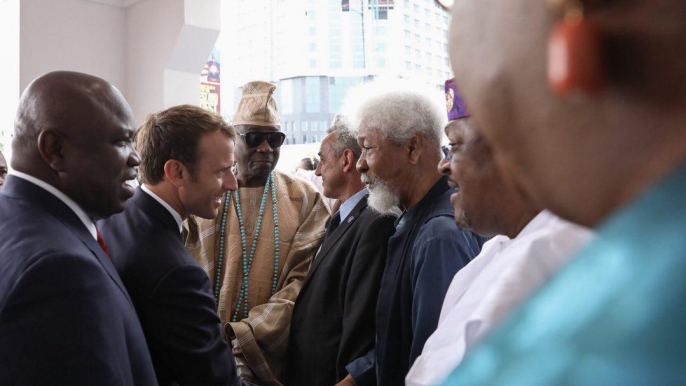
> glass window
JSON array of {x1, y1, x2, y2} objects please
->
[
  {"x1": 303, "y1": 134, "x2": 307, "y2": 144},
  {"x1": 303, "y1": 121, "x2": 309, "y2": 131},
  {"x1": 413, "y1": 4, "x2": 419, "y2": 12},
  {"x1": 309, "y1": 59, "x2": 317, "y2": 68},
  {"x1": 404, "y1": 14, "x2": 410, "y2": 23},
  {"x1": 280, "y1": 79, "x2": 293, "y2": 114},
  {"x1": 375, "y1": 43, "x2": 386, "y2": 52},
  {"x1": 309, "y1": 43, "x2": 317, "y2": 52},
  {"x1": 415, "y1": 63, "x2": 421, "y2": 72},
  {"x1": 405, "y1": 30, "x2": 411, "y2": 39},
  {"x1": 306, "y1": 77, "x2": 321, "y2": 113},
  {"x1": 405, "y1": 61, "x2": 412, "y2": 70},
  {"x1": 309, "y1": 27, "x2": 316, "y2": 35},
  {"x1": 414, "y1": 19, "x2": 420, "y2": 27},
  {"x1": 376, "y1": 58, "x2": 387, "y2": 68},
  {"x1": 405, "y1": 45, "x2": 411, "y2": 55},
  {"x1": 321, "y1": 121, "x2": 328, "y2": 131},
  {"x1": 376, "y1": 26, "x2": 385, "y2": 35}
]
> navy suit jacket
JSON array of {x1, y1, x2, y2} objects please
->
[
  {"x1": 0, "y1": 175, "x2": 157, "y2": 386},
  {"x1": 286, "y1": 195, "x2": 397, "y2": 386},
  {"x1": 98, "y1": 187, "x2": 245, "y2": 386}
]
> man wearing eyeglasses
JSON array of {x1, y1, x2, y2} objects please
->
[
  {"x1": 405, "y1": 80, "x2": 592, "y2": 386},
  {"x1": 186, "y1": 81, "x2": 329, "y2": 386}
]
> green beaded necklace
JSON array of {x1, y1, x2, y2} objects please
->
[{"x1": 213, "y1": 171, "x2": 280, "y2": 322}]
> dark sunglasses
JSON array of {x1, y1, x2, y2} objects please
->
[{"x1": 239, "y1": 132, "x2": 286, "y2": 148}]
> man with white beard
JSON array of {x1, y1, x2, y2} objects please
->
[{"x1": 338, "y1": 85, "x2": 486, "y2": 386}]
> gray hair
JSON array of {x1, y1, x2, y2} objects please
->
[
  {"x1": 356, "y1": 88, "x2": 444, "y2": 150},
  {"x1": 328, "y1": 115, "x2": 361, "y2": 159}
]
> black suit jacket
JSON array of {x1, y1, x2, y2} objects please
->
[
  {"x1": 286, "y1": 195, "x2": 397, "y2": 386},
  {"x1": 0, "y1": 175, "x2": 157, "y2": 386},
  {"x1": 98, "y1": 187, "x2": 245, "y2": 386}
]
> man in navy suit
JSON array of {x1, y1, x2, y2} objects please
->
[
  {"x1": 98, "y1": 104, "x2": 248, "y2": 386},
  {"x1": 286, "y1": 116, "x2": 397, "y2": 386},
  {"x1": 0, "y1": 71, "x2": 157, "y2": 385}
]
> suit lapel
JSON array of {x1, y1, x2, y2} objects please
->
[
  {"x1": 302, "y1": 195, "x2": 369, "y2": 289},
  {"x1": 3, "y1": 175, "x2": 134, "y2": 305}
]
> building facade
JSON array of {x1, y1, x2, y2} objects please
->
[{"x1": 222, "y1": 0, "x2": 451, "y2": 144}]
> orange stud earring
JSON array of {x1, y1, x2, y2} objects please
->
[{"x1": 547, "y1": 0, "x2": 604, "y2": 95}]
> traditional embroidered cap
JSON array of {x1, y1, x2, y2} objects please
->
[
  {"x1": 445, "y1": 78, "x2": 470, "y2": 121},
  {"x1": 233, "y1": 81, "x2": 281, "y2": 126}
]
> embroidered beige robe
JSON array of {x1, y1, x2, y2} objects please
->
[{"x1": 185, "y1": 170, "x2": 329, "y2": 385}]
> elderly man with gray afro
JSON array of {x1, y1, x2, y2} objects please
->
[{"x1": 337, "y1": 82, "x2": 488, "y2": 386}]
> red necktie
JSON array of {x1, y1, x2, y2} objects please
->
[{"x1": 96, "y1": 230, "x2": 112, "y2": 260}]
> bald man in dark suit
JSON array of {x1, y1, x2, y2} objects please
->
[{"x1": 0, "y1": 71, "x2": 156, "y2": 385}]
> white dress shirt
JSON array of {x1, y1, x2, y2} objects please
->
[
  {"x1": 405, "y1": 210, "x2": 594, "y2": 386},
  {"x1": 141, "y1": 184, "x2": 183, "y2": 234},
  {"x1": 10, "y1": 171, "x2": 97, "y2": 239}
]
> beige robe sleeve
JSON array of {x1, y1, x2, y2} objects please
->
[{"x1": 227, "y1": 175, "x2": 329, "y2": 385}]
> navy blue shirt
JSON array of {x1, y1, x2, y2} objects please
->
[{"x1": 348, "y1": 176, "x2": 486, "y2": 386}]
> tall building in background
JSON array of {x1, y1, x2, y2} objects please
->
[{"x1": 221, "y1": 0, "x2": 451, "y2": 144}]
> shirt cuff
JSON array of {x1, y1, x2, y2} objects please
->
[{"x1": 346, "y1": 350, "x2": 376, "y2": 386}]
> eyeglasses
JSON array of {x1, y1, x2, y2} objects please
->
[
  {"x1": 442, "y1": 136, "x2": 484, "y2": 161},
  {"x1": 239, "y1": 132, "x2": 286, "y2": 149}
]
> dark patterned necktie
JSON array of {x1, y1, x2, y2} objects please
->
[{"x1": 96, "y1": 230, "x2": 112, "y2": 260}]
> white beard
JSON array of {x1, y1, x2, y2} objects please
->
[{"x1": 361, "y1": 173, "x2": 402, "y2": 216}]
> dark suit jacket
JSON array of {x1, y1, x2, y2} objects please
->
[
  {"x1": 286, "y1": 195, "x2": 397, "y2": 386},
  {"x1": 98, "y1": 187, "x2": 247, "y2": 386},
  {"x1": 0, "y1": 175, "x2": 157, "y2": 386}
]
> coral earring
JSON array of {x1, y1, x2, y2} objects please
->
[{"x1": 547, "y1": 19, "x2": 603, "y2": 95}]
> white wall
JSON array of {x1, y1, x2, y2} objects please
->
[
  {"x1": 19, "y1": 0, "x2": 127, "y2": 92},
  {"x1": 0, "y1": 0, "x2": 221, "y2": 166},
  {"x1": 0, "y1": 0, "x2": 20, "y2": 159}
]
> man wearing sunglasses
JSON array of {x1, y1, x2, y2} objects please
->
[{"x1": 186, "y1": 81, "x2": 329, "y2": 386}]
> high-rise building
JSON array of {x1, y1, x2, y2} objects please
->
[{"x1": 221, "y1": 0, "x2": 451, "y2": 144}]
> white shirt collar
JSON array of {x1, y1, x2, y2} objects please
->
[
  {"x1": 338, "y1": 188, "x2": 367, "y2": 222},
  {"x1": 10, "y1": 170, "x2": 97, "y2": 240},
  {"x1": 141, "y1": 184, "x2": 184, "y2": 234}
]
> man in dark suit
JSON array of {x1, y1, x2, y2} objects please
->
[
  {"x1": 286, "y1": 115, "x2": 397, "y2": 386},
  {"x1": 98, "y1": 104, "x2": 248, "y2": 386},
  {"x1": 0, "y1": 71, "x2": 157, "y2": 385}
]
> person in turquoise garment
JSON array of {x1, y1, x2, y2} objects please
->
[{"x1": 439, "y1": 0, "x2": 686, "y2": 384}]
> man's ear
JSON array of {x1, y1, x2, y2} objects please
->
[
  {"x1": 164, "y1": 160, "x2": 187, "y2": 188},
  {"x1": 407, "y1": 133, "x2": 423, "y2": 165},
  {"x1": 37, "y1": 129, "x2": 67, "y2": 172},
  {"x1": 342, "y1": 148, "x2": 356, "y2": 173}
]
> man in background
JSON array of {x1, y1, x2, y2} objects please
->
[
  {"x1": 287, "y1": 115, "x2": 396, "y2": 386},
  {"x1": 186, "y1": 81, "x2": 329, "y2": 385},
  {"x1": 341, "y1": 83, "x2": 485, "y2": 386},
  {"x1": 406, "y1": 80, "x2": 592, "y2": 386}
]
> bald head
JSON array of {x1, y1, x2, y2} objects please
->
[
  {"x1": 11, "y1": 71, "x2": 140, "y2": 219},
  {"x1": 449, "y1": 0, "x2": 686, "y2": 226},
  {"x1": 13, "y1": 71, "x2": 130, "y2": 165}
]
